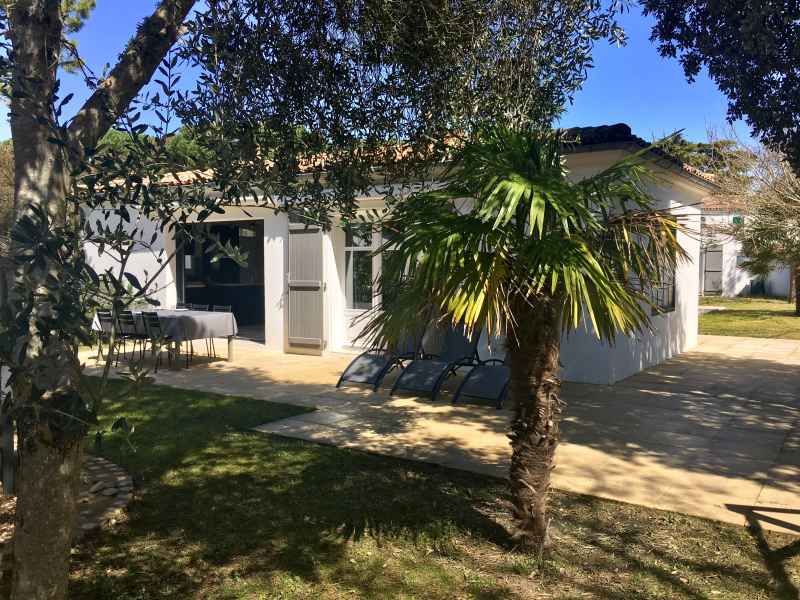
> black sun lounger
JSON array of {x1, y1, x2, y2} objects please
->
[
  {"x1": 452, "y1": 357, "x2": 510, "y2": 409},
  {"x1": 336, "y1": 333, "x2": 421, "y2": 391},
  {"x1": 389, "y1": 322, "x2": 479, "y2": 400}
]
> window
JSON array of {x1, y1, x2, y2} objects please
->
[
  {"x1": 650, "y1": 267, "x2": 675, "y2": 314},
  {"x1": 345, "y1": 225, "x2": 374, "y2": 310},
  {"x1": 646, "y1": 221, "x2": 677, "y2": 315}
]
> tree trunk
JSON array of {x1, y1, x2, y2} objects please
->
[
  {"x1": 794, "y1": 264, "x2": 800, "y2": 316},
  {"x1": 506, "y1": 298, "x2": 563, "y2": 552},
  {"x1": 5, "y1": 2, "x2": 196, "y2": 598},
  {"x1": 6, "y1": 5, "x2": 82, "y2": 599},
  {"x1": 11, "y1": 431, "x2": 83, "y2": 600}
]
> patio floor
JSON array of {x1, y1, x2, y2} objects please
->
[{"x1": 84, "y1": 335, "x2": 800, "y2": 533}]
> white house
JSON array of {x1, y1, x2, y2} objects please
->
[
  {"x1": 85, "y1": 124, "x2": 716, "y2": 385},
  {"x1": 700, "y1": 197, "x2": 791, "y2": 298}
]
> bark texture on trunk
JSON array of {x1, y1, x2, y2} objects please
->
[
  {"x1": 794, "y1": 265, "x2": 800, "y2": 316},
  {"x1": 5, "y1": 2, "x2": 198, "y2": 599},
  {"x1": 8, "y1": 0, "x2": 66, "y2": 216},
  {"x1": 506, "y1": 299, "x2": 563, "y2": 552},
  {"x1": 11, "y1": 432, "x2": 83, "y2": 600}
]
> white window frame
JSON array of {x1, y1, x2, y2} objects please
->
[{"x1": 344, "y1": 225, "x2": 380, "y2": 311}]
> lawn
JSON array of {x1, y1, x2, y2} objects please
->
[
  {"x1": 700, "y1": 296, "x2": 800, "y2": 339},
  {"x1": 70, "y1": 380, "x2": 800, "y2": 599}
]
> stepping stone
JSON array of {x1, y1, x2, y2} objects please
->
[
  {"x1": 100, "y1": 487, "x2": 118, "y2": 496},
  {"x1": 89, "y1": 482, "x2": 105, "y2": 493}
]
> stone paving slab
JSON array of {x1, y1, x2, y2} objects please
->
[{"x1": 83, "y1": 334, "x2": 800, "y2": 535}]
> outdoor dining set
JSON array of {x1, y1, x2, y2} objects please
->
[
  {"x1": 337, "y1": 322, "x2": 511, "y2": 408},
  {"x1": 93, "y1": 304, "x2": 239, "y2": 371}
]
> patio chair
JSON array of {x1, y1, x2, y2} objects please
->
[
  {"x1": 116, "y1": 310, "x2": 148, "y2": 365},
  {"x1": 389, "y1": 322, "x2": 480, "y2": 400},
  {"x1": 207, "y1": 305, "x2": 232, "y2": 356},
  {"x1": 142, "y1": 311, "x2": 183, "y2": 371},
  {"x1": 336, "y1": 332, "x2": 423, "y2": 391},
  {"x1": 452, "y1": 357, "x2": 510, "y2": 409},
  {"x1": 96, "y1": 310, "x2": 116, "y2": 360}
]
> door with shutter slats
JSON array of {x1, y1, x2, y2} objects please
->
[{"x1": 286, "y1": 222, "x2": 325, "y2": 355}]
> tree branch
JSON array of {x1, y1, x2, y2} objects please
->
[{"x1": 67, "y1": 0, "x2": 196, "y2": 157}]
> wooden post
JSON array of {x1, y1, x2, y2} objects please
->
[{"x1": 227, "y1": 335, "x2": 234, "y2": 361}]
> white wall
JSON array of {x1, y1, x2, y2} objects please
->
[
  {"x1": 83, "y1": 206, "x2": 177, "y2": 309},
  {"x1": 558, "y1": 173, "x2": 702, "y2": 384},
  {"x1": 325, "y1": 224, "x2": 349, "y2": 351},
  {"x1": 324, "y1": 150, "x2": 706, "y2": 384},
  {"x1": 701, "y1": 213, "x2": 792, "y2": 299},
  {"x1": 263, "y1": 212, "x2": 288, "y2": 351},
  {"x1": 766, "y1": 265, "x2": 791, "y2": 298}
]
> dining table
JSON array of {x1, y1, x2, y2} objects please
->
[{"x1": 92, "y1": 308, "x2": 239, "y2": 361}]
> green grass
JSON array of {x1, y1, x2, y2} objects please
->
[
  {"x1": 70, "y1": 380, "x2": 800, "y2": 599},
  {"x1": 700, "y1": 296, "x2": 800, "y2": 339}
]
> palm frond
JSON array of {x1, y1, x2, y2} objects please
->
[{"x1": 359, "y1": 126, "x2": 689, "y2": 350}]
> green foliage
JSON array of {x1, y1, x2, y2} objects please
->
[
  {"x1": 642, "y1": 0, "x2": 800, "y2": 173},
  {"x1": 363, "y1": 127, "x2": 687, "y2": 346},
  {"x1": 61, "y1": 0, "x2": 96, "y2": 35},
  {"x1": 179, "y1": 0, "x2": 627, "y2": 227},
  {"x1": 661, "y1": 133, "x2": 737, "y2": 171},
  {"x1": 714, "y1": 145, "x2": 800, "y2": 282},
  {"x1": 97, "y1": 127, "x2": 213, "y2": 170}
]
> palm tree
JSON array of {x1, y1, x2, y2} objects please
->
[{"x1": 362, "y1": 126, "x2": 687, "y2": 552}]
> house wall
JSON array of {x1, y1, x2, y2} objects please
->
[
  {"x1": 326, "y1": 150, "x2": 704, "y2": 384},
  {"x1": 555, "y1": 152, "x2": 702, "y2": 384},
  {"x1": 701, "y1": 212, "x2": 791, "y2": 298},
  {"x1": 82, "y1": 206, "x2": 178, "y2": 309},
  {"x1": 584, "y1": 211, "x2": 700, "y2": 384},
  {"x1": 87, "y1": 147, "x2": 708, "y2": 385},
  {"x1": 766, "y1": 265, "x2": 791, "y2": 298}
]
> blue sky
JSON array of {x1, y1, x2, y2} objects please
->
[{"x1": 0, "y1": 3, "x2": 751, "y2": 143}]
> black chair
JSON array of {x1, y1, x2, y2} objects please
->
[
  {"x1": 207, "y1": 305, "x2": 232, "y2": 356},
  {"x1": 336, "y1": 331, "x2": 423, "y2": 391},
  {"x1": 142, "y1": 312, "x2": 182, "y2": 371},
  {"x1": 452, "y1": 356, "x2": 510, "y2": 409},
  {"x1": 116, "y1": 311, "x2": 148, "y2": 365},
  {"x1": 389, "y1": 322, "x2": 480, "y2": 400},
  {"x1": 189, "y1": 303, "x2": 209, "y2": 311},
  {"x1": 96, "y1": 310, "x2": 116, "y2": 360}
]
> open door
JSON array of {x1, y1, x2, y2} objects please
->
[{"x1": 286, "y1": 221, "x2": 325, "y2": 355}]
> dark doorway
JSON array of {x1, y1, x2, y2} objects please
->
[{"x1": 179, "y1": 220, "x2": 265, "y2": 331}]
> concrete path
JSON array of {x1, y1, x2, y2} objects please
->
[{"x1": 84, "y1": 335, "x2": 800, "y2": 533}]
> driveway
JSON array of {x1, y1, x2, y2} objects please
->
[{"x1": 85, "y1": 335, "x2": 800, "y2": 533}]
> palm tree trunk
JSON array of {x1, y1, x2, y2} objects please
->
[{"x1": 506, "y1": 298, "x2": 563, "y2": 552}]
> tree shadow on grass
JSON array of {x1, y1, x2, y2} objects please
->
[
  {"x1": 71, "y1": 412, "x2": 515, "y2": 598},
  {"x1": 547, "y1": 494, "x2": 800, "y2": 600},
  {"x1": 68, "y1": 374, "x2": 800, "y2": 599},
  {"x1": 727, "y1": 504, "x2": 800, "y2": 600}
]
